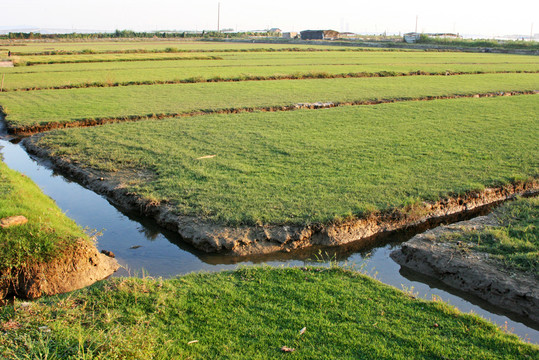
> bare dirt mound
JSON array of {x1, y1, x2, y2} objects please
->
[
  {"x1": 0, "y1": 60, "x2": 14, "y2": 68},
  {"x1": 391, "y1": 214, "x2": 539, "y2": 324},
  {"x1": 0, "y1": 239, "x2": 119, "y2": 301}
]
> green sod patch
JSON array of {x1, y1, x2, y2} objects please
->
[
  {"x1": 33, "y1": 95, "x2": 539, "y2": 226},
  {"x1": 1, "y1": 51, "x2": 537, "y2": 91},
  {"x1": 0, "y1": 160, "x2": 88, "y2": 270},
  {"x1": 0, "y1": 267, "x2": 536, "y2": 359},
  {"x1": 1, "y1": 73, "x2": 538, "y2": 129}
]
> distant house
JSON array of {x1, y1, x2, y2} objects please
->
[
  {"x1": 300, "y1": 30, "x2": 340, "y2": 40},
  {"x1": 403, "y1": 32, "x2": 421, "y2": 43},
  {"x1": 428, "y1": 33, "x2": 459, "y2": 39},
  {"x1": 282, "y1": 32, "x2": 298, "y2": 39},
  {"x1": 269, "y1": 28, "x2": 282, "y2": 34},
  {"x1": 338, "y1": 32, "x2": 358, "y2": 39},
  {"x1": 404, "y1": 32, "x2": 459, "y2": 43}
]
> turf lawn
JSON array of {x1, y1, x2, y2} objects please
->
[
  {"x1": 1, "y1": 266, "x2": 537, "y2": 359},
  {"x1": 0, "y1": 51, "x2": 537, "y2": 91},
  {"x1": 33, "y1": 95, "x2": 539, "y2": 226},
  {"x1": 2, "y1": 73, "x2": 538, "y2": 129}
]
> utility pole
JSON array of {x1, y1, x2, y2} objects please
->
[
  {"x1": 217, "y1": 2, "x2": 220, "y2": 33},
  {"x1": 531, "y1": 23, "x2": 534, "y2": 41},
  {"x1": 415, "y1": 15, "x2": 418, "y2": 33}
]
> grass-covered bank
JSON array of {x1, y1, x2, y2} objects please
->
[
  {"x1": 1, "y1": 72, "x2": 537, "y2": 130},
  {"x1": 0, "y1": 158, "x2": 118, "y2": 300},
  {"x1": 0, "y1": 159, "x2": 88, "y2": 271},
  {"x1": 1, "y1": 267, "x2": 537, "y2": 359},
  {"x1": 32, "y1": 95, "x2": 539, "y2": 227},
  {"x1": 443, "y1": 197, "x2": 538, "y2": 278}
]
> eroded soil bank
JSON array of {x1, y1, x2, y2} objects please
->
[
  {"x1": 0, "y1": 239, "x2": 118, "y2": 301},
  {"x1": 22, "y1": 137, "x2": 539, "y2": 256},
  {"x1": 391, "y1": 212, "x2": 539, "y2": 324}
]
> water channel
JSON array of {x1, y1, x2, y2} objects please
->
[{"x1": 1, "y1": 123, "x2": 537, "y2": 344}]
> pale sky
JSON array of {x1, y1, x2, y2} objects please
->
[{"x1": 2, "y1": 0, "x2": 538, "y2": 37}]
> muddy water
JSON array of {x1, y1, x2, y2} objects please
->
[{"x1": 0, "y1": 129, "x2": 537, "y2": 343}]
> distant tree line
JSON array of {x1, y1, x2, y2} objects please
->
[{"x1": 0, "y1": 30, "x2": 280, "y2": 40}]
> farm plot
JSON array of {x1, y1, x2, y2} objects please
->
[
  {"x1": 1, "y1": 51, "x2": 537, "y2": 91},
  {"x1": 2, "y1": 73, "x2": 538, "y2": 132},
  {"x1": 0, "y1": 40, "x2": 359, "y2": 54},
  {"x1": 31, "y1": 95, "x2": 538, "y2": 227}
]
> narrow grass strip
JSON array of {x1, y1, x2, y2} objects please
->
[
  {"x1": 1, "y1": 267, "x2": 536, "y2": 359},
  {"x1": 3, "y1": 70, "x2": 537, "y2": 93},
  {"x1": 11, "y1": 54, "x2": 223, "y2": 66},
  {"x1": 32, "y1": 96, "x2": 539, "y2": 226},
  {"x1": 9, "y1": 47, "x2": 416, "y2": 56},
  {"x1": 2, "y1": 73, "x2": 537, "y2": 131}
]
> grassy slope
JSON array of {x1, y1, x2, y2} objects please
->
[
  {"x1": 1, "y1": 267, "x2": 536, "y2": 359},
  {"x1": 0, "y1": 160, "x2": 88, "y2": 270},
  {"x1": 443, "y1": 197, "x2": 538, "y2": 277},
  {"x1": 2, "y1": 73, "x2": 538, "y2": 128},
  {"x1": 34, "y1": 96, "x2": 539, "y2": 226},
  {"x1": 1, "y1": 51, "x2": 537, "y2": 90}
]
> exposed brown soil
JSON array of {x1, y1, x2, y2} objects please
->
[
  {"x1": 0, "y1": 239, "x2": 119, "y2": 301},
  {"x1": 0, "y1": 215, "x2": 28, "y2": 228},
  {"x1": 21, "y1": 137, "x2": 539, "y2": 256},
  {"x1": 0, "y1": 61, "x2": 14, "y2": 68},
  {"x1": 7, "y1": 90, "x2": 538, "y2": 136},
  {"x1": 4, "y1": 70, "x2": 536, "y2": 93},
  {"x1": 390, "y1": 213, "x2": 539, "y2": 324}
]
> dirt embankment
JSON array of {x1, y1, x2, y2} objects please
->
[
  {"x1": 22, "y1": 137, "x2": 539, "y2": 257},
  {"x1": 6, "y1": 91, "x2": 538, "y2": 136},
  {"x1": 390, "y1": 214, "x2": 539, "y2": 324},
  {"x1": 0, "y1": 239, "x2": 119, "y2": 301}
]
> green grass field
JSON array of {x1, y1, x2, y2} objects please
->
[
  {"x1": 0, "y1": 159, "x2": 88, "y2": 270},
  {"x1": 33, "y1": 95, "x2": 539, "y2": 226},
  {"x1": 8, "y1": 52, "x2": 223, "y2": 66},
  {"x1": 1, "y1": 51, "x2": 537, "y2": 90},
  {"x1": 1, "y1": 266, "x2": 536, "y2": 359},
  {"x1": 0, "y1": 40, "x2": 362, "y2": 54},
  {"x1": 2, "y1": 73, "x2": 537, "y2": 129},
  {"x1": 1, "y1": 38, "x2": 539, "y2": 357}
]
